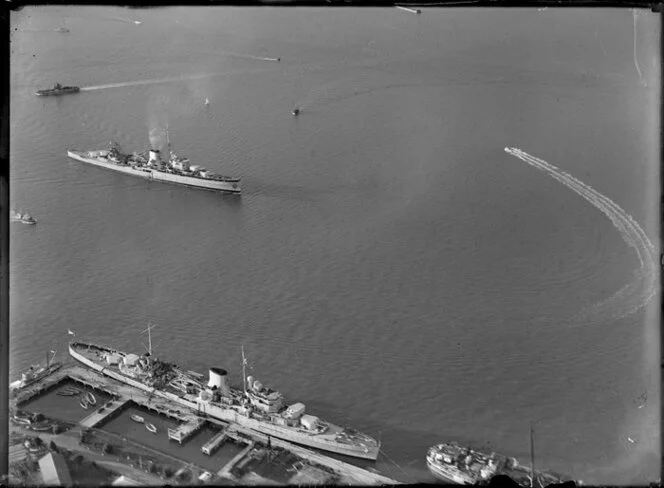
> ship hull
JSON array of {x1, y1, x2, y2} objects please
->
[
  {"x1": 35, "y1": 88, "x2": 80, "y2": 96},
  {"x1": 67, "y1": 150, "x2": 241, "y2": 194},
  {"x1": 69, "y1": 343, "x2": 378, "y2": 460},
  {"x1": 426, "y1": 458, "x2": 474, "y2": 484}
]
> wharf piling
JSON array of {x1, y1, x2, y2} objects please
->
[
  {"x1": 167, "y1": 418, "x2": 205, "y2": 444},
  {"x1": 201, "y1": 429, "x2": 228, "y2": 456},
  {"x1": 217, "y1": 441, "x2": 256, "y2": 479},
  {"x1": 79, "y1": 398, "x2": 130, "y2": 428}
]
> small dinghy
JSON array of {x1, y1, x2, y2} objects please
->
[
  {"x1": 56, "y1": 390, "x2": 77, "y2": 396},
  {"x1": 79, "y1": 397, "x2": 89, "y2": 410},
  {"x1": 85, "y1": 392, "x2": 97, "y2": 405},
  {"x1": 130, "y1": 414, "x2": 145, "y2": 423},
  {"x1": 145, "y1": 422, "x2": 157, "y2": 434}
]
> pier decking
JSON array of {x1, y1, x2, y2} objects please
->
[
  {"x1": 79, "y1": 399, "x2": 130, "y2": 428},
  {"x1": 217, "y1": 441, "x2": 255, "y2": 479},
  {"x1": 11, "y1": 363, "x2": 400, "y2": 486},
  {"x1": 167, "y1": 417, "x2": 205, "y2": 444},
  {"x1": 202, "y1": 429, "x2": 228, "y2": 456}
]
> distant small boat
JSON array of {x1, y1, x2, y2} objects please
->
[
  {"x1": 31, "y1": 423, "x2": 52, "y2": 431},
  {"x1": 67, "y1": 387, "x2": 82, "y2": 394},
  {"x1": 145, "y1": 422, "x2": 157, "y2": 434},
  {"x1": 130, "y1": 414, "x2": 145, "y2": 423},
  {"x1": 55, "y1": 27, "x2": 70, "y2": 33},
  {"x1": 79, "y1": 397, "x2": 89, "y2": 410},
  {"x1": 291, "y1": 108, "x2": 300, "y2": 116},
  {"x1": 204, "y1": 98, "x2": 210, "y2": 106},
  {"x1": 10, "y1": 210, "x2": 37, "y2": 225},
  {"x1": 85, "y1": 392, "x2": 97, "y2": 405}
]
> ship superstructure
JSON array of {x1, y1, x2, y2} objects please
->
[
  {"x1": 68, "y1": 335, "x2": 379, "y2": 460},
  {"x1": 67, "y1": 138, "x2": 240, "y2": 194}
]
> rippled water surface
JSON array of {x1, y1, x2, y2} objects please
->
[{"x1": 10, "y1": 6, "x2": 660, "y2": 484}]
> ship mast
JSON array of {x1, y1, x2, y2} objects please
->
[
  {"x1": 530, "y1": 423, "x2": 536, "y2": 488},
  {"x1": 165, "y1": 124, "x2": 171, "y2": 161},
  {"x1": 142, "y1": 323, "x2": 155, "y2": 357},
  {"x1": 242, "y1": 345, "x2": 247, "y2": 394}
]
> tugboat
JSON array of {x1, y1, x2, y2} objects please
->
[
  {"x1": 426, "y1": 427, "x2": 576, "y2": 486},
  {"x1": 35, "y1": 83, "x2": 80, "y2": 97},
  {"x1": 10, "y1": 350, "x2": 60, "y2": 391},
  {"x1": 10, "y1": 210, "x2": 36, "y2": 225}
]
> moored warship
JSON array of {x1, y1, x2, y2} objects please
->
[{"x1": 68, "y1": 328, "x2": 379, "y2": 460}]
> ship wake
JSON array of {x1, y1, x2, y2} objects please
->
[
  {"x1": 504, "y1": 147, "x2": 657, "y2": 324},
  {"x1": 81, "y1": 73, "x2": 226, "y2": 92}
]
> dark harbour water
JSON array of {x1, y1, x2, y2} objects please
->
[{"x1": 9, "y1": 6, "x2": 660, "y2": 484}]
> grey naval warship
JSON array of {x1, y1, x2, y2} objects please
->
[{"x1": 69, "y1": 332, "x2": 379, "y2": 460}]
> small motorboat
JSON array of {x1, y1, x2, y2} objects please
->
[
  {"x1": 79, "y1": 397, "x2": 89, "y2": 410},
  {"x1": 10, "y1": 210, "x2": 37, "y2": 225},
  {"x1": 291, "y1": 108, "x2": 300, "y2": 116},
  {"x1": 145, "y1": 423, "x2": 157, "y2": 434},
  {"x1": 204, "y1": 98, "x2": 210, "y2": 106},
  {"x1": 55, "y1": 27, "x2": 70, "y2": 33},
  {"x1": 12, "y1": 415, "x2": 32, "y2": 425},
  {"x1": 130, "y1": 414, "x2": 145, "y2": 423},
  {"x1": 85, "y1": 392, "x2": 97, "y2": 405},
  {"x1": 56, "y1": 390, "x2": 77, "y2": 397},
  {"x1": 31, "y1": 422, "x2": 52, "y2": 431}
]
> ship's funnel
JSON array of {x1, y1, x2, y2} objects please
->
[
  {"x1": 148, "y1": 150, "x2": 161, "y2": 166},
  {"x1": 208, "y1": 367, "x2": 230, "y2": 396}
]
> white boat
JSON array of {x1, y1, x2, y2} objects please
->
[
  {"x1": 56, "y1": 390, "x2": 77, "y2": 397},
  {"x1": 145, "y1": 423, "x2": 157, "y2": 434},
  {"x1": 67, "y1": 134, "x2": 240, "y2": 194},
  {"x1": 85, "y1": 392, "x2": 97, "y2": 405},
  {"x1": 79, "y1": 397, "x2": 89, "y2": 410},
  {"x1": 204, "y1": 98, "x2": 210, "y2": 106},
  {"x1": 130, "y1": 414, "x2": 145, "y2": 423},
  {"x1": 10, "y1": 210, "x2": 37, "y2": 225}
]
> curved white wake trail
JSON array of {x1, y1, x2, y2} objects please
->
[
  {"x1": 504, "y1": 147, "x2": 656, "y2": 321},
  {"x1": 633, "y1": 9, "x2": 646, "y2": 86},
  {"x1": 506, "y1": 148, "x2": 655, "y2": 262}
]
